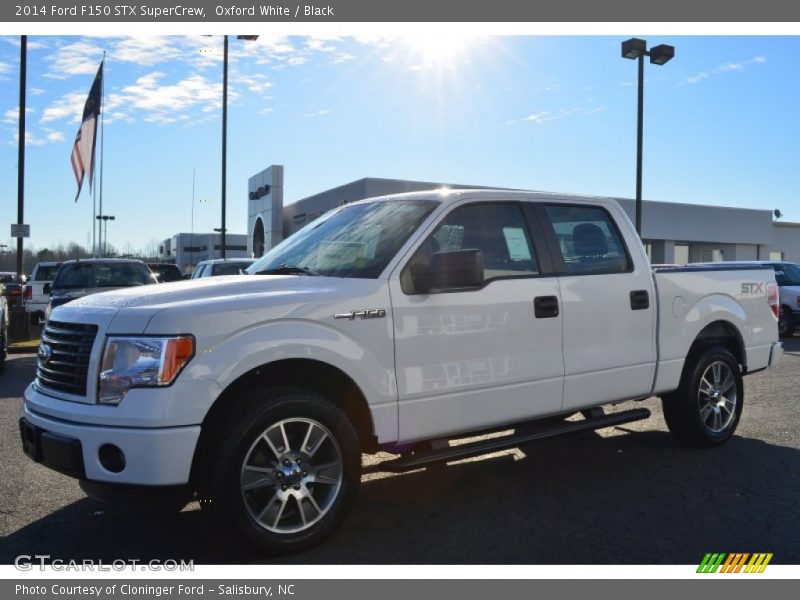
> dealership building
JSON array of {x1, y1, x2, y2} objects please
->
[{"x1": 163, "y1": 163, "x2": 800, "y2": 272}]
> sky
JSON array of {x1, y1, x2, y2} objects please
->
[{"x1": 0, "y1": 34, "x2": 799, "y2": 253}]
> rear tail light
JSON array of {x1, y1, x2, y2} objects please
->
[
  {"x1": 23, "y1": 285, "x2": 32, "y2": 300},
  {"x1": 768, "y1": 282, "x2": 779, "y2": 319}
]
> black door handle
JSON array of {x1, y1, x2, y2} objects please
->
[
  {"x1": 630, "y1": 290, "x2": 649, "y2": 310},
  {"x1": 534, "y1": 295, "x2": 559, "y2": 318}
]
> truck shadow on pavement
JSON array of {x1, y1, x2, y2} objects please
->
[{"x1": 2, "y1": 420, "x2": 799, "y2": 565}]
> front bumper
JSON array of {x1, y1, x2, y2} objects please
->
[{"x1": 20, "y1": 400, "x2": 200, "y2": 486}]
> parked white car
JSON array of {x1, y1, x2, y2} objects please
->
[
  {"x1": 23, "y1": 262, "x2": 62, "y2": 323},
  {"x1": 20, "y1": 190, "x2": 782, "y2": 553}
]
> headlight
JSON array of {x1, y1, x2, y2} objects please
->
[{"x1": 98, "y1": 336, "x2": 195, "y2": 404}]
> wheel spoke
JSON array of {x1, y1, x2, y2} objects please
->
[
  {"x1": 712, "y1": 409, "x2": 722, "y2": 432},
  {"x1": 699, "y1": 401, "x2": 714, "y2": 423},
  {"x1": 719, "y1": 371, "x2": 735, "y2": 395},
  {"x1": 261, "y1": 433, "x2": 282, "y2": 460},
  {"x1": 711, "y1": 363, "x2": 722, "y2": 385},
  {"x1": 256, "y1": 493, "x2": 287, "y2": 528},
  {"x1": 279, "y1": 422, "x2": 291, "y2": 454},
  {"x1": 299, "y1": 494, "x2": 322, "y2": 526},
  {"x1": 271, "y1": 496, "x2": 288, "y2": 528},
  {"x1": 699, "y1": 377, "x2": 714, "y2": 396},
  {"x1": 312, "y1": 461, "x2": 342, "y2": 485},
  {"x1": 242, "y1": 465, "x2": 275, "y2": 491},
  {"x1": 719, "y1": 401, "x2": 733, "y2": 418},
  {"x1": 305, "y1": 429, "x2": 328, "y2": 458}
]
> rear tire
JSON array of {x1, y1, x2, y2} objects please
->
[
  {"x1": 197, "y1": 387, "x2": 361, "y2": 554},
  {"x1": 779, "y1": 307, "x2": 795, "y2": 338},
  {"x1": 662, "y1": 346, "x2": 743, "y2": 448}
]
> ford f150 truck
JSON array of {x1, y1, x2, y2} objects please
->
[{"x1": 20, "y1": 190, "x2": 783, "y2": 554}]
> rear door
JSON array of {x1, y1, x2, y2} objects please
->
[
  {"x1": 389, "y1": 200, "x2": 565, "y2": 442},
  {"x1": 536, "y1": 202, "x2": 656, "y2": 411}
]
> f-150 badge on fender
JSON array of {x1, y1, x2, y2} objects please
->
[{"x1": 334, "y1": 309, "x2": 387, "y2": 320}]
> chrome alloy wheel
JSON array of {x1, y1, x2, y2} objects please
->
[
  {"x1": 240, "y1": 418, "x2": 344, "y2": 534},
  {"x1": 697, "y1": 360, "x2": 738, "y2": 434}
]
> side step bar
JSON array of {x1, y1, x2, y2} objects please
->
[{"x1": 364, "y1": 407, "x2": 651, "y2": 474}]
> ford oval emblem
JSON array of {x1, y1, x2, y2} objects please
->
[{"x1": 38, "y1": 343, "x2": 52, "y2": 364}]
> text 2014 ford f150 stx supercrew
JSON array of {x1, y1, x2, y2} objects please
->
[{"x1": 20, "y1": 190, "x2": 783, "y2": 553}]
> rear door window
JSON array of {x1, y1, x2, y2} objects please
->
[{"x1": 542, "y1": 204, "x2": 631, "y2": 275}]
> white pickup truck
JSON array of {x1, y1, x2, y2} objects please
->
[{"x1": 20, "y1": 190, "x2": 782, "y2": 554}]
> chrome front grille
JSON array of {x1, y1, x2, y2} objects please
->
[{"x1": 37, "y1": 320, "x2": 98, "y2": 396}]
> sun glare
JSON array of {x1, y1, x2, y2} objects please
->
[{"x1": 398, "y1": 34, "x2": 479, "y2": 70}]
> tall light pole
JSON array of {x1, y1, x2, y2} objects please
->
[
  {"x1": 17, "y1": 35, "x2": 27, "y2": 280},
  {"x1": 621, "y1": 38, "x2": 675, "y2": 237},
  {"x1": 96, "y1": 215, "x2": 115, "y2": 257},
  {"x1": 219, "y1": 35, "x2": 258, "y2": 259}
]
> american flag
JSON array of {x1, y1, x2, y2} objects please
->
[{"x1": 71, "y1": 60, "x2": 103, "y2": 202}]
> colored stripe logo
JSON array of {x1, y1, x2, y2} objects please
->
[{"x1": 697, "y1": 552, "x2": 773, "y2": 573}]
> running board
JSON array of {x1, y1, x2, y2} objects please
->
[{"x1": 364, "y1": 407, "x2": 651, "y2": 474}]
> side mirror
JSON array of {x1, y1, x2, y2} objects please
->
[
  {"x1": 412, "y1": 249, "x2": 484, "y2": 293},
  {"x1": 43, "y1": 283, "x2": 51, "y2": 295}
]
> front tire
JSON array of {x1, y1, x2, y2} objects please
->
[
  {"x1": 662, "y1": 346, "x2": 743, "y2": 448},
  {"x1": 198, "y1": 387, "x2": 361, "y2": 554}
]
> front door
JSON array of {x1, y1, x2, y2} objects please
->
[{"x1": 389, "y1": 200, "x2": 565, "y2": 443}]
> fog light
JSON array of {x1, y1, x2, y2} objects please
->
[{"x1": 98, "y1": 444, "x2": 126, "y2": 473}]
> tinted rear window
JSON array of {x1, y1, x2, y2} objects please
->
[
  {"x1": 213, "y1": 262, "x2": 253, "y2": 276},
  {"x1": 54, "y1": 263, "x2": 154, "y2": 289},
  {"x1": 33, "y1": 265, "x2": 61, "y2": 281}
]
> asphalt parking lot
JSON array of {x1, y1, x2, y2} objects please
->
[{"x1": 1, "y1": 341, "x2": 799, "y2": 565}]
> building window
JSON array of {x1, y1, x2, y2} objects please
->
[
  {"x1": 701, "y1": 248, "x2": 724, "y2": 262},
  {"x1": 770, "y1": 251, "x2": 784, "y2": 261},
  {"x1": 674, "y1": 244, "x2": 690, "y2": 265}
]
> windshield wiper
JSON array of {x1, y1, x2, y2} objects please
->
[{"x1": 254, "y1": 264, "x2": 320, "y2": 277}]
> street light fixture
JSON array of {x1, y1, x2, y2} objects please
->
[
  {"x1": 621, "y1": 37, "x2": 675, "y2": 236},
  {"x1": 96, "y1": 214, "x2": 115, "y2": 257}
]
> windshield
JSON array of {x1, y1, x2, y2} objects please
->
[
  {"x1": 773, "y1": 263, "x2": 800, "y2": 286},
  {"x1": 53, "y1": 262, "x2": 155, "y2": 289},
  {"x1": 248, "y1": 200, "x2": 437, "y2": 278}
]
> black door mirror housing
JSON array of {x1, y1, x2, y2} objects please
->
[{"x1": 412, "y1": 249, "x2": 484, "y2": 293}]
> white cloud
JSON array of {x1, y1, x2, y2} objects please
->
[
  {"x1": 116, "y1": 71, "x2": 232, "y2": 124},
  {"x1": 45, "y1": 130, "x2": 65, "y2": 142},
  {"x1": 110, "y1": 36, "x2": 182, "y2": 66},
  {"x1": 43, "y1": 40, "x2": 104, "y2": 79},
  {"x1": 233, "y1": 72, "x2": 273, "y2": 96},
  {"x1": 331, "y1": 52, "x2": 356, "y2": 65},
  {"x1": 40, "y1": 91, "x2": 87, "y2": 124},
  {"x1": 30, "y1": 87, "x2": 45, "y2": 96},
  {"x1": 3, "y1": 106, "x2": 34, "y2": 124},
  {"x1": 303, "y1": 109, "x2": 331, "y2": 118},
  {"x1": 507, "y1": 106, "x2": 604, "y2": 125},
  {"x1": 0, "y1": 61, "x2": 11, "y2": 75},
  {"x1": 682, "y1": 56, "x2": 767, "y2": 86}
]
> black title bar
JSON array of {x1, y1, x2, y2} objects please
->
[{"x1": 5, "y1": 0, "x2": 800, "y2": 22}]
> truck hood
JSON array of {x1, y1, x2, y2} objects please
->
[{"x1": 53, "y1": 275, "x2": 387, "y2": 335}]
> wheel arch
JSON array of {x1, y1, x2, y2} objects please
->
[
  {"x1": 191, "y1": 358, "x2": 378, "y2": 488},
  {"x1": 686, "y1": 319, "x2": 746, "y2": 370}
]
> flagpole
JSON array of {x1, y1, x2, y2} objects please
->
[
  {"x1": 92, "y1": 174, "x2": 97, "y2": 256},
  {"x1": 99, "y1": 51, "x2": 105, "y2": 256}
]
